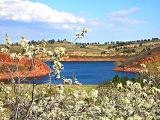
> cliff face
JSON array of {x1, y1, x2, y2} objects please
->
[{"x1": 0, "y1": 52, "x2": 51, "y2": 81}]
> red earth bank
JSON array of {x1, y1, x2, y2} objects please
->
[{"x1": 0, "y1": 52, "x2": 51, "y2": 81}]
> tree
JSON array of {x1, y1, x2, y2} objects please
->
[{"x1": 0, "y1": 28, "x2": 87, "y2": 119}]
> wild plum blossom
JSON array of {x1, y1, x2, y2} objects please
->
[
  {"x1": 140, "y1": 64, "x2": 146, "y2": 68},
  {"x1": 10, "y1": 53, "x2": 22, "y2": 60},
  {"x1": 0, "y1": 107, "x2": 4, "y2": 112},
  {"x1": 151, "y1": 87, "x2": 160, "y2": 94},
  {"x1": 90, "y1": 89, "x2": 98, "y2": 99},
  {"x1": 0, "y1": 100, "x2": 4, "y2": 112},
  {"x1": 0, "y1": 30, "x2": 88, "y2": 119},
  {"x1": 143, "y1": 79, "x2": 147, "y2": 83},
  {"x1": 126, "y1": 80, "x2": 133, "y2": 87},
  {"x1": 10, "y1": 53, "x2": 17, "y2": 59},
  {"x1": 53, "y1": 47, "x2": 65, "y2": 59},
  {"x1": 3, "y1": 86, "x2": 12, "y2": 94},
  {"x1": 46, "y1": 50, "x2": 53, "y2": 56},
  {"x1": 24, "y1": 50, "x2": 33, "y2": 59},
  {"x1": 57, "y1": 84, "x2": 64, "y2": 94},
  {"x1": 75, "y1": 28, "x2": 88, "y2": 39},
  {"x1": 19, "y1": 36, "x2": 28, "y2": 49},
  {"x1": 117, "y1": 83, "x2": 123, "y2": 89},
  {"x1": 82, "y1": 28, "x2": 88, "y2": 33},
  {"x1": 1, "y1": 48, "x2": 9, "y2": 53},
  {"x1": 5, "y1": 34, "x2": 12, "y2": 48},
  {"x1": 2, "y1": 30, "x2": 160, "y2": 119},
  {"x1": 53, "y1": 60, "x2": 64, "y2": 79},
  {"x1": 73, "y1": 90, "x2": 79, "y2": 99},
  {"x1": 133, "y1": 82, "x2": 141, "y2": 90},
  {"x1": 17, "y1": 82, "x2": 159, "y2": 119}
]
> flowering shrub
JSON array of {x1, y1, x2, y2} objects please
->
[
  {"x1": 139, "y1": 63, "x2": 160, "y2": 87},
  {"x1": 0, "y1": 29, "x2": 160, "y2": 119},
  {"x1": 0, "y1": 29, "x2": 87, "y2": 119},
  {"x1": 1, "y1": 80, "x2": 158, "y2": 119},
  {"x1": 27, "y1": 81, "x2": 160, "y2": 120}
]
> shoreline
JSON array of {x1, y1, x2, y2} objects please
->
[
  {"x1": 42, "y1": 57, "x2": 128, "y2": 62},
  {"x1": 0, "y1": 52, "x2": 51, "y2": 81},
  {"x1": 113, "y1": 67, "x2": 143, "y2": 73}
]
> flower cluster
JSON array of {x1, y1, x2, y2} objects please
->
[
  {"x1": 51, "y1": 47, "x2": 65, "y2": 79},
  {"x1": 24, "y1": 81, "x2": 160, "y2": 119},
  {"x1": 0, "y1": 29, "x2": 88, "y2": 119},
  {"x1": 0, "y1": 35, "x2": 66, "y2": 79},
  {"x1": 1, "y1": 48, "x2": 9, "y2": 54},
  {"x1": 0, "y1": 78, "x2": 160, "y2": 119},
  {"x1": 53, "y1": 60, "x2": 64, "y2": 79},
  {"x1": 75, "y1": 28, "x2": 88, "y2": 39},
  {"x1": 140, "y1": 64, "x2": 148, "y2": 73},
  {"x1": 10, "y1": 53, "x2": 22, "y2": 60},
  {"x1": 5, "y1": 34, "x2": 12, "y2": 48},
  {"x1": 19, "y1": 36, "x2": 29, "y2": 50}
]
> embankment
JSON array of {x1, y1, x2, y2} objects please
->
[
  {"x1": 0, "y1": 52, "x2": 51, "y2": 81},
  {"x1": 113, "y1": 47, "x2": 160, "y2": 73},
  {"x1": 61, "y1": 57, "x2": 127, "y2": 62}
]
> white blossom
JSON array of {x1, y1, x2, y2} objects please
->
[
  {"x1": 90, "y1": 89, "x2": 98, "y2": 99},
  {"x1": 126, "y1": 81, "x2": 133, "y2": 87},
  {"x1": 19, "y1": 37, "x2": 28, "y2": 49},
  {"x1": 140, "y1": 64, "x2": 146, "y2": 68},
  {"x1": 117, "y1": 83, "x2": 123, "y2": 89},
  {"x1": 1, "y1": 48, "x2": 9, "y2": 53}
]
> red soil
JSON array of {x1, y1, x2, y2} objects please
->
[
  {"x1": 42, "y1": 56, "x2": 127, "y2": 62},
  {"x1": 0, "y1": 52, "x2": 51, "y2": 81},
  {"x1": 61, "y1": 57, "x2": 127, "y2": 62},
  {"x1": 113, "y1": 51, "x2": 160, "y2": 73},
  {"x1": 113, "y1": 67, "x2": 143, "y2": 73}
]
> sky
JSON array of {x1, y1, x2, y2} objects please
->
[{"x1": 0, "y1": 0, "x2": 160, "y2": 43}]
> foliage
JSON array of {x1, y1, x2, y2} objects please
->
[
  {"x1": 112, "y1": 75, "x2": 145, "y2": 86},
  {"x1": 0, "y1": 28, "x2": 87, "y2": 119},
  {"x1": 1, "y1": 80, "x2": 159, "y2": 119},
  {"x1": 0, "y1": 29, "x2": 160, "y2": 119}
]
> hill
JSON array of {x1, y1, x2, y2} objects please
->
[
  {"x1": 1, "y1": 38, "x2": 160, "y2": 60},
  {"x1": 114, "y1": 46, "x2": 160, "y2": 73},
  {"x1": 0, "y1": 52, "x2": 51, "y2": 81}
]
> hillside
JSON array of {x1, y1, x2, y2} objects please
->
[
  {"x1": 114, "y1": 46, "x2": 160, "y2": 73},
  {"x1": 1, "y1": 38, "x2": 160, "y2": 59},
  {"x1": 0, "y1": 52, "x2": 51, "y2": 81}
]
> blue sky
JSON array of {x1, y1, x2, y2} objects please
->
[{"x1": 0, "y1": 0, "x2": 160, "y2": 43}]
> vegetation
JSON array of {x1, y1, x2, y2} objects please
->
[
  {"x1": 1, "y1": 78, "x2": 160, "y2": 119},
  {"x1": 0, "y1": 31, "x2": 160, "y2": 119},
  {"x1": 1, "y1": 37, "x2": 160, "y2": 59}
]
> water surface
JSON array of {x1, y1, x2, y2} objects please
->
[{"x1": 30, "y1": 61, "x2": 137, "y2": 85}]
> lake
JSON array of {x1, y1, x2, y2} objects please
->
[{"x1": 29, "y1": 61, "x2": 137, "y2": 85}]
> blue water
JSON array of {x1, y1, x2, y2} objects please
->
[{"x1": 29, "y1": 61, "x2": 137, "y2": 85}]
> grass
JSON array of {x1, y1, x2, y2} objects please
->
[
  {"x1": 1, "y1": 41, "x2": 160, "y2": 58},
  {"x1": 1, "y1": 84, "x2": 97, "y2": 95},
  {"x1": 146, "y1": 62, "x2": 160, "y2": 76}
]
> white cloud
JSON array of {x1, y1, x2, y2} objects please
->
[
  {"x1": 109, "y1": 7, "x2": 146, "y2": 25},
  {"x1": 0, "y1": 0, "x2": 86, "y2": 24}
]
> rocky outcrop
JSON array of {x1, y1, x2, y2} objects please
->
[{"x1": 0, "y1": 52, "x2": 51, "y2": 81}]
